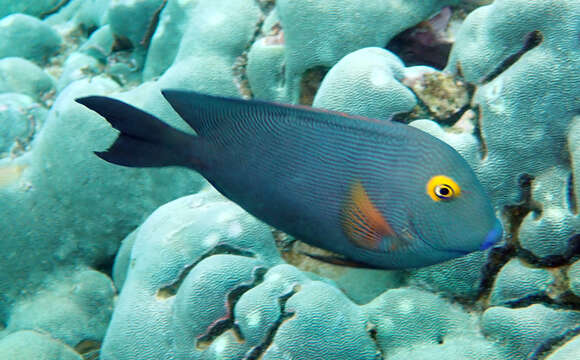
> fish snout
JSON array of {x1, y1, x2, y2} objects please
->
[{"x1": 479, "y1": 219, "x2": 503, "y2": 250}]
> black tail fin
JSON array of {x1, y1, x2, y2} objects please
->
[{"x1": 76, "y1": 96, "x2": 200, "y2": 168}]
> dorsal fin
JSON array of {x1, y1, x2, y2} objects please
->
[{"x1": 160, "y1": 90, "x2": 399, "y2": 139}]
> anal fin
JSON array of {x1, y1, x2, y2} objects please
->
[{"x1": 300, "y1": 251, "x2": 383, "y2": 270}]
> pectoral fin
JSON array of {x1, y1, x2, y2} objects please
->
[{"x1": 340, "y1": 180, "x2": 396, "y2": 251}]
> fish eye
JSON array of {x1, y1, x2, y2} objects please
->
[
  {"x1": 426, "y1": 175, "x2": 461, "y2": 202},
  {"x1": 435, "y1": 184, "x2": 453, "y2": 199}
]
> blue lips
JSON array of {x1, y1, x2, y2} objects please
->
[{"x1": 480, "y1": 220, "x2": 503, "y2": 250}]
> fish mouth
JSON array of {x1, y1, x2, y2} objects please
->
[{"x1": 480, "y1": 220, "x2": 503, "y2": 250}]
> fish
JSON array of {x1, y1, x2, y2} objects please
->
[{"x1": 76, "y1": 90, "x2": 503, "y2": 269}]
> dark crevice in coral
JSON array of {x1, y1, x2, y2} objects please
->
[
  {"x1": 386, "y1": 7, "x2": 454, "y2": 70},
  {"x1": 112, "y1": 36, "x2": 133, "y2": 52},
  {"x1": 440, "y1": 103, "x2": 471, "y2": 126},
  {"x1": 233, "y1": 10, "x2": 266, "y2": 99},
  {"x1": 39, "y1": 0, "x2": 72, "y2": 18},
  {"x1": 93, "y1": 254, "x2": 116, "y2": 279},
  {"x1": 157, "y1": 244, "x2": 257, "y2": 299},
  {"x1": 478, "y1": 174, "x2": 537, "y2": 301},
  {"x1": 473, "y1": 105, "x2": 488, "y2": 160},
  {"x1": 528, "y1": 325, "x2": 580, "y2": 360},
  {"x1": 75, "y1": 339, "x2": 101, "y2": 360},
  {"x1": 140, "y1": 0, "x2": 168, "y2": 48},
  {"x1": 366, "y1": 322, "x2": 385, "y2": 359},
  {"x1": 81, "y1": 25, "x2": 99, "y2": 38},
  {"x1": 500, "y1": 294, "x2": 563, "y2": 310},
  {"x1": 518, "y1": 234, "x2": 580, "y2": 268},
  {"x1": 477, "y1": 243, "x2": 517, "y2": 301},
  {"x1": 299, "y1": 66, "x2": 329, "y2": 105},
  {"x1": 256, "y1": 0, "x2": 276, "y2": 14},
  {"x1": 197, "y1": 266, "x2": 268, "y2": 350},
  {"x1": 498, "y1": 283, "x2": 580, "y2": 311},
  {"x1": 567, "y1": 173, "x2": 578, "y2": 215},
  {"x1": 272, "y1": 228, "x2": 296, "y2": 253},
  {"x1": 388, "y1": 36, "x2": 452, "y2": 70},
  {"x1": 480, "y1": 30, "x2": 543, "y2": 84},
  {"x1": 390, "y1": 111, "x2": 414, "y2": 124},
  {"x1": 243, "y1": 284, "x2": 299, "y2": 360}
]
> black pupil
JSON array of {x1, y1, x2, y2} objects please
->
[{"x1": 438, "y1": 186, "x2": 450, "y2": 196}]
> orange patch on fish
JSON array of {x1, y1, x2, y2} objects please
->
[{"x1": 341, "y1": 180, "x2": 395, "y2": 251}]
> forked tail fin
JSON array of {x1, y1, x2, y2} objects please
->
[{"x1": 76, "y1": 96, "x2": 200, "y2": 169}]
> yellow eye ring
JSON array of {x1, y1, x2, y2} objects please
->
[{"x1": 427, "y1": 175, "x2": 461, "y2": 201}]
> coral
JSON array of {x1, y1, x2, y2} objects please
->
[
  {"x1": 104, "y1": 191, "x2": 494, "y2": 359},
  {"x1": 0, "y1": 14, "x2": 62, "y2": 63},
  {"x1": 142, "y1": 0, "x2": 200, "y2": 80},
  {"x1": 386, "y1": 337, "x2": 505, "y2": 360},
  {"x1": 0, "y1": 93, "x2": 46, "y2": 157},
  {"x1": 101, "y1": 190, "x2": 281, "y2": 359},
  {"x1": 489, "y1": 258, "x2": 555, "y2": 306},
  {"x1": 409, "y1": 250, "x2": 489, "y2": 299},
  {"x1": 312, "y1": 47, "x2": 417, "y2": 120},
  {"x1": 0, "y1": 0, "x2": 64, "y2": 19},
  {"x1": 268, "y1": 0, "x2": 460, "y2": 102},
  {"x1": 78, "y1": 25, "x2": 115, "y2": 63},
  {"x1": 445, "y1": 0, "x2": 580, "y2": 259},
  {"x1": 2, "y1": 269, "x2": 114, "y2": 350},
  {"x1": 403, "y1": 69, "x2": 470, "y2": 122},
  {"x1": 362, "y1": 288, "x2": 474, "y2": 354},
  {"x1": 57, "y1": 52, "x2": 102, "y2": 91},
  {"x1": 568, "y1": 259, "x2": 580, "y2": 297},
  {"x1": 107, "y1": 0, "x2": 167, "y2": 50},
  {"x1": 0, "y1": 330, "x2": 82, "y2": 360},
  {"x1": 246, "y1": 12, "x2": 286, "y2": 102},
  {"x1": 43, "y1": 0, "x2": 111, "y2": 29},
  {"x1": 0, "y1": 58, "x2": 55, "y2": 101},
  {"x1": 0, "y1": 76, "x2": 203, "y2": 358},
  {"x1": 481, "y1": 304, "x2": 580, "y2": 359},
  {"x1": 154, "y1": 0, "x2": 261, "y2": 96},
  {"x1": 260, "y1": 280, "x2": 380, "y2": 360},
  {"x1": 545, "y1": 334, "x2": 580, "y2": 360}
]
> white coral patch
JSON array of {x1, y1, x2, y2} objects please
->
[
  {"x1": 203, "y1": 232, "x2": 220, "y2": 247},
  {"x1": 178, "y1": 0, "x2": 196, "y2": 6},
  {"x1": 381, "y1": 317, "x2": 394, "y2": 332},
  {"x1": 217, "y1": 211, "x2": 236, "y2": 223},
  {"x1": 206, "y1": 13, "x2": 225, "y2": 27},
  {"x1": 246, "y1": 309, "x2": 261, "y2": 327},
  {"x1": 370, "y1": 67, "x2": 391, "y2": 87},
  {"x1": 543, "y1": 208, "x2": 568, "y2": 223},
  {"x1": 228, "y1": 222, "x2": 243, "y2": 238},
  {"x1": 212, "y1": 335, "x2": 228, "y2": 354},
  {"x1": 484, "y1": 77, "x2": 506, "y2": 113},
  {"x1": 397, "y1": 299, "x2": 414, "y2": 314},
  {"x1": 266, "y1": 272, "x2": 281, "y2": 282}
]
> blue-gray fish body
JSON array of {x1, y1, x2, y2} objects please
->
[{"x1": 77, "y1": 91, "x2": 502, "y2": 269}]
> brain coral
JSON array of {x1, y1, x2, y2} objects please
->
[
  {"x1": 445, "y1": 0, "x2": 580, "y2": 259},
  {"x1": 103, "y1": 190, "x2": 505, "y2": 360}
]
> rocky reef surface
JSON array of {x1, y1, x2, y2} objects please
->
[{"x1": 0, "y1": 0, "x2": 578, "y2": 359}]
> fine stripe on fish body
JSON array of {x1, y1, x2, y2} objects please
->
[{"x1": 77, "y1": 90, "x2": 503, "y2": 269}]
